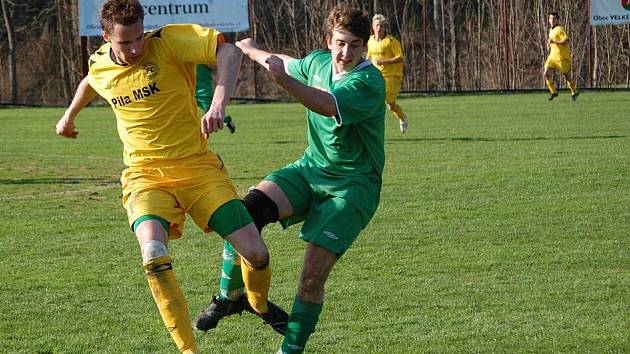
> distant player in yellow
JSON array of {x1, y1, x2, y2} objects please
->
[
  {"x1": 54, "y1": 0, "x2": 286, "y2": 352},
  {"x1": 367, "y1": 14, "x2": 409, "y2": 133},
  {"x1": 543, "y1": 12, "x2": 579, "y2": 101}
]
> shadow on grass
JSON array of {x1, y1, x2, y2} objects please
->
[
  {"x1": 386, "y1": 135, "x2": 627, "y2": 143},
  {"x1": 0, "y1": 177, "x2": 119, "y2": 185}
]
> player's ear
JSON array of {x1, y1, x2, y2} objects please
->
[
  {"x1": 326, "y1": 35, "x2": 333, "y2": 50},
  {"x1": 102, "y1": 31, "x2": 110, "y2": 43}
]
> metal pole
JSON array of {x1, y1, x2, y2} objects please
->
[
  {"x1": 247, "y1": 0, "x2": 258, "y2": 99},
  {"x1": 423, "y1": 0, "x2": 427, "y2": 91},
  {"x1": 80, "y1": 36, "x2": 88, "y2": 77}
]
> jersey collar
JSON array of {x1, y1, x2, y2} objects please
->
[{"x1": 332, "y1": 58, "x2": 372, "y2": 81}]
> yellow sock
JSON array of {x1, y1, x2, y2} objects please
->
[
  {"x1": 568, "y1": 80, "x2": 577, "y2": 95},
  {"x1": 144, "y1": 256, "x2": 197, "y2": 353},
  {"x1": 390, "y1": 104, "x2": 405, "y2": 121},
  {"x1": 241, "y1": 260, "x2": 271, "y2": 313},
  {"x1": 545, "y1": 79, "x2": 557, "y2": 94}
]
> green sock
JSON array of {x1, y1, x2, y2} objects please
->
[
  {"x1": 280, "y1": 296, "x2": 323, "y2": 354},
  {"x1": 218, "y1": 240, "x2": 244, "y2": 302}
]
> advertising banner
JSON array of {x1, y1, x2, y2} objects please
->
[
  {"x1": 591, "y1": 0, "x2": 630, "y2": 25},
  {"x1": 79, "y1": 0, "x2": 249, "y2": 36}
]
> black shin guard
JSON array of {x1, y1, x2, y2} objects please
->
[{"x1": 243, "y1": 189, "x2": 279, "y2": 232}]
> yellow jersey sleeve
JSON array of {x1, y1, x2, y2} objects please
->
[{"x1": 157, "y1": 24, "x2": 221, "y2": 65}]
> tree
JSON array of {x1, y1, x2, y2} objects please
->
[{"x1": 1, "y1": 0, "x2": 17, "y2": 103}]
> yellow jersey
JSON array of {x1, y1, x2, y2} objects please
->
[
  {"x1": 366, "y1": 35, "x2": 404, "y2": 77},
  {"x1": 87, "y1": 24, "x2": 222, "y2": 167},
  {"x1": 548, "y1": 25, "x2": 570, "y2": 60}
]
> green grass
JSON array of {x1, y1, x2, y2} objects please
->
[{"x1": 0, "y1": 91, "x2": 628, "y2": 353}]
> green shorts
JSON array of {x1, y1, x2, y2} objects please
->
[
  {"x1": 265, "y1": 166, "x2": 364, "y2": 256},
  {"x1": 133, "y1": 199, "x2": 252, "y2": 238}
]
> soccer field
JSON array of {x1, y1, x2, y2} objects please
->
[{"x1": 0, "y1": 92, "x2": 628, "y2": 353}]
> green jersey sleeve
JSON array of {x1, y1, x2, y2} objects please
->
[{"x1": 286, "y1": 50, "x2": 330, "y2": 85}]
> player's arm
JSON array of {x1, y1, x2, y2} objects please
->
[
  {"x1": 55, "y1": 77, "x2": 98, "y2": 139},
  {"x1": 235, "y1": 38, "x2": 294, "y2": 70},
  {"x1": 550, "y1": 29, "x2": 569, "y2": 45},
  {"x1": 236, "y1": 38, "x2": 337, "y2": 118},
  {"x1": 377, "y1": 56, "x2": 403, "y2": 65},
  {"x1": 550, "y1": 37, "x2": 568, "y2": 44},
  {"x1": 202, "y1": 41, "x2": 242, "y2": 136}
]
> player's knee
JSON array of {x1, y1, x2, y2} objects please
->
[
  {"x1": 244, "y1": 249, "x2": 269, "y2": 269},
  {"x1": 141, "y1": 239, "x2": 169, "y2": 263},
  {"x1": 386, "y1": 102, "x2": 396, "y2": 111},
  {"x1": 243, "y1": 189, "x2": 279, "y2": 232}
]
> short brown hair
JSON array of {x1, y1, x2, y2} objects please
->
[
  {"x1": 100, "y1": 0, "x2": 144, "y2": 34},
  {"x1": 325, "y1": 5, "x2": 371, "y2": 44}
]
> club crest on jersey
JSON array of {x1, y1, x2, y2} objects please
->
[
  {"x1": 143, "y1": 62, "x2": 159, "y2": 79},
  {"x1": 623, "y1": 0, "x2": 630, "y2": 11}
]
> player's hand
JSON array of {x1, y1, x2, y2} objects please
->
[
  {"x1": 55, "y1": 114, "x2": 79, "y2": 138},
  {"x1": 265, "y1": 55, "x2": 288, "y2": 82},
  {"x1": 235, "y1": 38, "x2": 259, "y2": 56},
  {"x1": 201, "y1": 107, "x2": 224, "y2": 138}
]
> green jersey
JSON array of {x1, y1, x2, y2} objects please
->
[
  {"x1": 195, "y1": 64, "x2": 213, "y2": 111},
  {"x1": 286, "y1": 49, "x2": 386, "y2": 224}
]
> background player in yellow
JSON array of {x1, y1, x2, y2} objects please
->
[
  {"x1": 54, "y1": 0, "x2": 286, "y2": 352},
  {"x1": 367, "y1": 14, "x2": 409, "y2": 133},
  {"x1": 543, "y1": 11, "x2": 579, "y2": 101}
]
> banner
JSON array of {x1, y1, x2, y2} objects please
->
[
  {"x1": 591, "y1": 0, "x2": 630, "y2": 25},
  {"x1": 79, "y1": 0, "x2": 249, "y2": 36}
]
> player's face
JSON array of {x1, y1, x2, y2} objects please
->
[
  {"x1": 103, "y1": 20, "x2": 145, "y2": 65},
  {"x1": 372, "y1": 20, "x2": 385, "y2": 39},
  {"x1": 327, "y1": 28, "x2": 365, "y2": 73},
  {"x1": 548, "y1": 14, "x2": 558, "y2": 27}
]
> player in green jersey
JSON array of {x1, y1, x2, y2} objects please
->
[{"x1": 193, "y1": 5, "x2": 386, "y2": 353}]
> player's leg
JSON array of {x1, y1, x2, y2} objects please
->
[
  {"x1": 385, "y1": 76, "x2": 408, "y2": 133},
  {"x1": 135, "y1": 216, "x2": 197, "y2": 354},
  {"x1": 122, "y1": 169, "x2": 197, "y2": 354},
  {"x1": 205, "y1": 200, "x2": 288, "y2": 334},
  {"x1": 191, "y1": 199, "x2": 288, "y2": 334},
  {"x1": 543, "y1": 62, "x2": 558, "y2": 101},
  {"x1": 193, "y1": 238, "x2": 247, "y2": 332},
  {"x1": 279, "y1": 197, "x2": 364, "y2": 354},
  {"x1": 220, "y1": 240, "x2": 245, "y2": 302},
  {"x1": 280, "y1": 244, "x2": 336, "y2": 354},
  {"x1": 562, "y1": 65, "x2": 578, "y2": 100},
  {"x1": 194, "y1": 162, "x2": 309, "y2": 334}
]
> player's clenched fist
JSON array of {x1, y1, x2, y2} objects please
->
[{"x1": 56, "y1": 114, "x2": 79, "y2": 138}]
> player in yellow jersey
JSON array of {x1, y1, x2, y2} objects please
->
[
  {"x1": 543, "y1": 12, "x2": 579, "y2": 101},
  {"x1": 54, "y1": 1, "x2": 287, "y2": 352},
  {"x1": 367, "y1": 14, "x2": 408, "y2": 133}
]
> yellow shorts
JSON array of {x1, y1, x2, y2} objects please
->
[
  {"x1": 121, "y1": 152, "x2": 239, "y2": 239},
  {"x1": 384, "y1": 76, "x2": 402, "y2": 104},
  {"x1": 545, "y1": 56, "x2": 572, "y2": 74}
]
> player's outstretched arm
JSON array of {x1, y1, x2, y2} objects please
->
[
  {"x1": 202, "y1": 42, "x2": 242, "y2": 137},
  {"x1": 235, "y1": 38, "x2": 294, "y2": 71},
  {"x1": 236, "y1": 38, "x2": 337, "y2": 118},
  {"x1": 56, "y1": 77, "x2": 98, "y2": 139}
]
